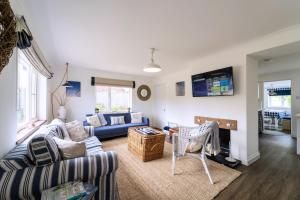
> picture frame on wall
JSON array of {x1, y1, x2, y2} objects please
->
[
  {"x1": 176, "y1": 81, "x2": 185, "y2": 96},
  {"x1": 66, "y1": 81, "x2": 81, "y2": 97}
]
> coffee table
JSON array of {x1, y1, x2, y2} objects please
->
[{"x1": 128, "y1": 126, "x2": 166, "y2": 161}]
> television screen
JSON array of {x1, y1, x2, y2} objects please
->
[{"x1": 192, "y1": 66, "x2": 234, "y2": 97}]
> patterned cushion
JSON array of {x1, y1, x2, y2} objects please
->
[
  {"x1": 27, "y1": 126, "x2": 61, "y2": 166},
  {"x1": 0, "y1": 144, "x2": 33, "y2": 172},
  {"x1": 86, "y1": 115, "x2": 101, "y2": 127},
  {"x1": 66, "y1": 120, "x2": 88, "y2": 142},
  {"x1": 97, "y1": 114, "x2": 108, "y2": 126},
  {"x1": 131, "y1": 112, "x2": 142, "y2": 123},
  {"x1": 110, "y1": 116, "x2": 125, "y2": 125}
]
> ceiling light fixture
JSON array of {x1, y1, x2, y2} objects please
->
[
  {"x1": 62, "y1": 62, "x2": 72, "y2": 87},
  {"x1": 143, "y1": 48, "x2": 162, "y2": 73}
]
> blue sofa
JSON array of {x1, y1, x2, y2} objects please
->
[{"x1": 83, "y1": 112, "x2": 150, "y2": 139}]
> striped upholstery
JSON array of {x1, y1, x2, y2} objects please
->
[
  {"x1": 0, "y1": 144, "x2": 33, "y2": 172},
  {"x1": 27, "y1": 125, "x2": 62, "y2": 166},
  {"x1": 84, "y1": 126, "x2": 95, "y2": 137},
  {"x1": 0, "y1": 151, "x2": 118, "y2": 200},
  {"x1": 84, "y1": 136, "x2": 103, "y2": 156}
]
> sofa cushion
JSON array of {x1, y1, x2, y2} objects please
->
[
  {"x1": 131, "y1": 112, "x2": 142, "y2": 123},
  {"x1": 66, "y1": 120, "x2": 88, "y2": 142},
  {"x1": 110, "y1": 116, "x2": 125, "y2": 125},
  {"x1": 97, "y1": 114, "x2": 108, "y2": 126},
  {"x1": 49, "y1": 118, "x2": 71, "y2": 140},
  {"x1": 103, "y1": 113, "x2": 131, "y2": 125},
  {"x1": 86, "y1": 114, "x2": 101, "y2": 127},
  {"x1": 84, "y1": 136, "x2": 103, "y2": 156},
  {"x1": 53, "y1": 137, "x2": 86, "y2": 159},
  {"x1": 0, "y1": 144, "x2": 33, "y2": 172},
  {"x1": 28, "y1": 126, "x2": 61, "y2": 166}
]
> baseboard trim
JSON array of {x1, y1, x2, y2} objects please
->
[{"x1": 246, "y1": 151, "x2": 260, "y2": 166}]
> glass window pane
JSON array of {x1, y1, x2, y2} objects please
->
[
  {"x1": 17, "y1": 52, "x2": 30, "y2": 126},
  {"x1": 95, "y1": 86, "x2": 109, "y2": 112},
  {"x1": 110, "y1": 87, "x2": 132, "y2": 112}
]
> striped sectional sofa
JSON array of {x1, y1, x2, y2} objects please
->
[{"x1": 0, "y1": 120, "x2": 118, "y2": 200}]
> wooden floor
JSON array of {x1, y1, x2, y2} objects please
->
[{"x1": 216, "y1": 133, "x2": 300, "y2": 200}]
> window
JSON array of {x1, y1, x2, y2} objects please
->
[
  {"x1": 17, "y1": 50, "x2": 39, "y2": 129},
  {"x1": 268, "y1": 95, "x2": 291, "y2": 108},
  {"x1": 95, "y1": 86, "x2": 132, "y2": 113}
]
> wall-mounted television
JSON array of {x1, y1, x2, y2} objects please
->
[{"x1": 191, "y1": 66, "x2": 234, "y2": 97}]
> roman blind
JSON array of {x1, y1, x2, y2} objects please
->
[
  {"x1": 267, "y1": 87, "x2": 291, "y2": 96},
  {"x1": 16, "y1": 16, "x2": 53, "y2": 79},
  {"x1": 91, "y1": 77, "x2": 135, "y2": 88}
]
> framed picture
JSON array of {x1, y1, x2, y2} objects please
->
[
  {"x1": 176, "y1": 81, "x2": 185, "y2": 96},
  {"x1": 66, "y1": 81, "x2": 81, "y2": 97}
]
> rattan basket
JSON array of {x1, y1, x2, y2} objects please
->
[{"x1": 128, "y1": 127, "x2": 166, "y2": 162}]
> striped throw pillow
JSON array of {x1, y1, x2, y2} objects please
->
[
  {"x1": 27, "y1": 126, "x2": 61, "y2": 166},
  {"x1": 110, "y1": 116, "x2": 125, "y2": 125},
  {"x1": 0, "y1": 144, "x2": 33, "y2": 172}
]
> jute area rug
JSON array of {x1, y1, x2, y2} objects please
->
[{"x1": 103, "y1": 137, "x2": 241, "y2": 200}]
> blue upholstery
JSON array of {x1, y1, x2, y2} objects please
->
[{"x1": 84, "y1": 113, "x2": 150, "y2": 139}]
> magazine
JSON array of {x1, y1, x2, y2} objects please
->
[
  {"x1": 41, "y1": 181, "x2": 95, "y2": 200},
  {"x1": 136, "y1": 127, "x2": 159, "y2": 135}
]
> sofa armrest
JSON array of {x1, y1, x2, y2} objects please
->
[
  {"x1": 84, "y1": 125, "x2": 95, "y2": 137},
  {"x1": 0, "y1": 151, "x2": 118, "y2": 200},
  {"x1": 142, "y1": 117, "x2": 150, "y2": 125}
]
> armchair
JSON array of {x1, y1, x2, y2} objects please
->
[{"x1": 172, "y1": 122, "x2": 217, "y2": 184}]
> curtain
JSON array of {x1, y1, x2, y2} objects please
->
[
  {"x1": 91, "y1": 77, "x2": 135, "y2": 88},
  {"x1": 16, "y1": 16, "x2": 53, "y2": 79}
]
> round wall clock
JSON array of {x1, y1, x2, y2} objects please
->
[{"x1": 137, "y1": 85, "x2": 151, "y2": 101}]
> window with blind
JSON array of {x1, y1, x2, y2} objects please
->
[
  {"x1": 17, "y1": 50, "x2": 46, "y2": 130},
  {"x1": 95, "y1": 86, "x2": 132, "y2": 113}
]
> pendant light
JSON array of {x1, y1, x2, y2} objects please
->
[
  {"x1": 143, "y1": 48, "x2": 162, "y2": 73},
  {"x1": 62, "y1": 62, "x2": 72, "y2": 87}
]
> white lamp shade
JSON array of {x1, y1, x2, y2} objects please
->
[{"x1": 143, "y1": 63, "x2": 162, "y2": 73}]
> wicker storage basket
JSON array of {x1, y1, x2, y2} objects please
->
[{"x1": 128, "y1": 127, "x2": 166, "y2": 162}]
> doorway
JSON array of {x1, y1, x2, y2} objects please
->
[{"x1": 259, "y1": 80, "x2": 292, "y2": 136}]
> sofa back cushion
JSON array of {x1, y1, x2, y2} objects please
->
[
  {"x1": 27, "y1": 125, "x2": 61, "y2": 166},
  {"x1": 0, "y1": 144, "x2": 33, "y2": 172}
]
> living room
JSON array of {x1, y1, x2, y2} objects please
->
[{"x1": 1, "y1": 0, "x2": 300, "y2": 200}]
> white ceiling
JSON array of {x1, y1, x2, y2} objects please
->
[
  {"x1": 252, "y1": 41, "x2": 300, "y2": 61},
  {"x1": 15, "y1": 0, "x2": 300, "y2": 76}
]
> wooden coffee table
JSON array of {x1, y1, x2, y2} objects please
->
[{"x1": 128, "y1": 126, "x2": 166, "y2": 162}]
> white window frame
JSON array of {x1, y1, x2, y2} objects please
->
[
  {"x1": 17, "y1": 50, "x2": 39, "y2": 131},
  {"x1": 95, "y1": 86, "x2": 133, "y2": 113}
]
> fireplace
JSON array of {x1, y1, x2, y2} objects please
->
[{"x1": 206, "y1": 127, "x2": 241, "y2": 168}]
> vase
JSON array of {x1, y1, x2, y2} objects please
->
[{"x1": 57, "y1": 106, "x2": 66, "y2": 121}]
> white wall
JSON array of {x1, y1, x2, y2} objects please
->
[
  {"x1": 258, "y1": 69, "x2": 300, "y2": 138},
  {"x1": 49, "y1": 66, "x2": 154, "y2": 122},
  {"x1": 0, "y1": 51, "x2": 17, "y2": 157},
  {"x1": 152, "y1": 25, "x2": 300, "y2": 165}
]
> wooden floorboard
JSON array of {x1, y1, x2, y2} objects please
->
[{"x1": 216, "y1": 133, "x2": 300, "y2": 200}]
